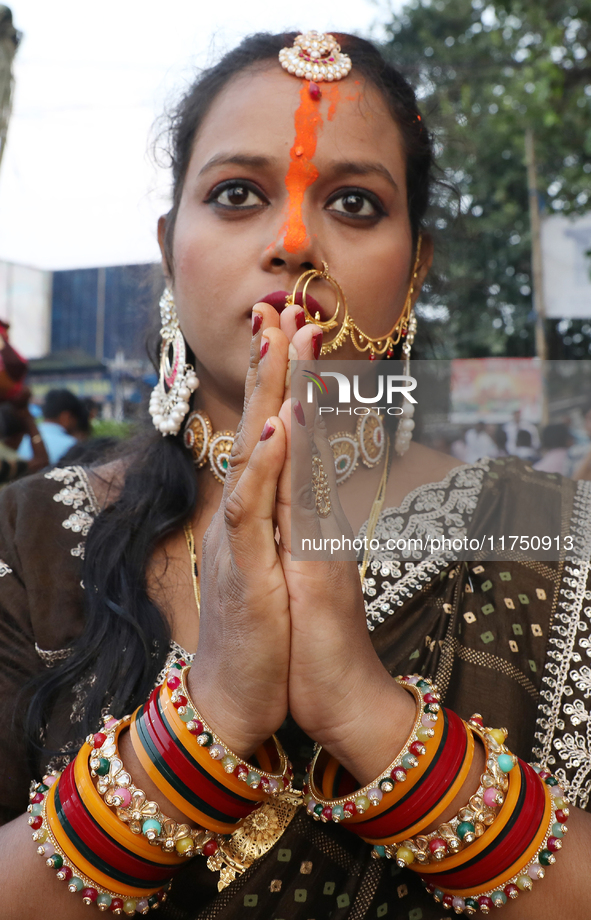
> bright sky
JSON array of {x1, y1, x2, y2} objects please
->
[{"x1": 0, "y1": 0, "x2": 402, "y2": 271}]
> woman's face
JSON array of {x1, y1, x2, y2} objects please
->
[{"x1": 162, "y1": 65, "x2": 431, "y2": 407}]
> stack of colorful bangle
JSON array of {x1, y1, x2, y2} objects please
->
[
  {"x1": 91, "y1": 713, "x2": 214, "y2": 858},
  {"x1": 129, "y1": 663, "x2": 292, "y2": 836},
  {"x1": 304, "y1": 676, "x2": 474, "y2": 837},
  {"x1": 29, "y1": 660, "x2": 294, "y2": 915},
  {"x1": 304, "y1": 676, "x2": 569, "y2": 915}
]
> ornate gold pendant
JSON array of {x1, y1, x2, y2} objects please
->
[{"x1": 206, "y1": 791, "x2": 303, "y2": 891}]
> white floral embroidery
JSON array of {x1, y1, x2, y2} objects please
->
[
  {"x1": 0, "y1": 559, "x2": 13, "y2": 577},
  {"x1": 360, "y1": 461, "x2": 488, "y2": 631},
  {"x1": 45, "y1": 466, "x2": 99, "y2": 555},
  {"x1": 35, "y1": 643, "x2": 73, "y2": 667},
  {"x1": 533, "y1": 478, "x2": 591, "y2": 807}
]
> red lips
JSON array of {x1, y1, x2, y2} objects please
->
[{"x1": 257, "y1": 290, "x2": 326, "y2": 320}]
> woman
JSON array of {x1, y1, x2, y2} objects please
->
[{"x1": 1, "y1": 32, "x2": 590, "y2": 919}]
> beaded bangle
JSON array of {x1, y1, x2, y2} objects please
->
[
  {"x1": 131, "y1": 692, "x2": 273, "y2": 834},
  {"x1": 423, "y1": 779, "x2": 564, "y2": 914},
  {"x1": 431, "y1": 761, "x2": 549, "y2": 894},
  {"x1": 384, "y1": 716, "x2": 513, "y2": 866},
  {"x1": 28, "y1": 775, "x2": 169, "y2": 915},
  {"x1": 87, "y1": 712, "x2": 213, "y2": 858},
  {"x1": 156, "y1": 687, "x2": 283, "y2": 811},
  {"x1": 411, "y1": 752, "x2": 523, "y2": 879},
  {"x1": 304, "y1": 675, "x2": 442, "y2": 825},
  {"x1": 167, "y1": 663, "x2": 293, "y2": 797},
  {"x1": 356, "y1": 709, "x2": 474, "y2": 844}
]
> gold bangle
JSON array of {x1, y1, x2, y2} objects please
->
[
  {"x1": 87, "y1": 714, "x2": 206, "y2": 859},
  {"x1": 44, "y1": 778, "x2": 161, "y2": 897},
  {"x1": 443, "y1": 781, "x2": 553, "y2": 898},
  {"x1": 306, "y1": 676, "x2": 442, "y2": 825},
  {"x1": 399, "y1": 719, "x2": 513, "y2": 867},
  {"x1": 172, "y1": 664, "x2": 292, "y2": 796}
]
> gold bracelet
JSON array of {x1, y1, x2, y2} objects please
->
[{"x1": 89, "y1": 713, "x2": 215, "y2": 858}]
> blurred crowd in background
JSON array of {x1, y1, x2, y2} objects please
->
[{"x1": 433, "y1": 407, "x2": 591, "y2": 481}]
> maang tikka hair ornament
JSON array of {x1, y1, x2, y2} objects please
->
[
  {"x1": 149, "y1": 289, "x2": 199, "y2": 436},
  {"x1": 279, "y1": 31, "x2": 352, "y2": 84}
]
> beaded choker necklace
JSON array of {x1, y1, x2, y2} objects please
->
[{"x1": 182, "y1": 409, "x2": 386, "y2": 486}]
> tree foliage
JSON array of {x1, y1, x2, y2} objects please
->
[{"x1": 379, "y1": 0, "x2": 591, "y2": 356}]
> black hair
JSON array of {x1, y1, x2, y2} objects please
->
[
  {"x1": 515, "y1": 428, "x2": 533, "y2": 448},
  {"x1": 25, "y1": 32, "x2": 435, "y2": 768},
  {"x1": 541, "y1": 423, "x2": 570, "y2": 451},
  {"x1": 43, "y1": 388, "x2": 83, "y2": 421},
  {"x1": 0, "y1": 403, "x2": 27, "y2": 439}
]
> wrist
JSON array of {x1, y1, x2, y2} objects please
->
[
  {"x1": 186, "y1": 663, "x2": 265, "y2": 761},
  {"x1": 316, "y1": 670, "x2": 416, "y2": 785}
]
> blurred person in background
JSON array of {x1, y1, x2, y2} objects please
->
[
  {"x1": 533, "y1": 423, "x2": 573, "y2": 476},
  {"x1": 566, "y1": 401, "x2": 591, "y2": 477},
  {"x1": 0, "y1": 389, "x2": 49, "y2": 484},
  {"x1": 18, "y1": 388, "x2": 83, "y2": 465},
  {"x1": 464, "y1": 419, "x2": 498, "y2": 462},
  {"x1": 513, "y1": 428, "x2": 539, "y2": 463},
  {"x1": 503, "y1": 408, "x2": 540, "y2": 455}
]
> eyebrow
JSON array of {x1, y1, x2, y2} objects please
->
[
  {"x1": 198, "y1": 153, "x2": 276, "y2": 176},
  {"x1": 326, "y1": 160, "x2": 399, "y2": 192},
  {"x1": 197, "y1": 153, "x2": 399, "y2": 193}
]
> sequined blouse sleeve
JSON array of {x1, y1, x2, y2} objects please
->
[{"x1": 0, "y1": 469, "x2": 93, "y2": 824}]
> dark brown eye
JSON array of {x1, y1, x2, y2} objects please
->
[
  {"x1": 326, "y1": 191, "x2": 380, "y2": 218},
  {"x1": 210, "y1": 183, "x2": 265, "y2": 209},
  {"x1": 342, "y1": 193, "x2": 365, "y2": 213},
  {"x1": 226, "y1": 186, "x2": 249, "y2": 205}
]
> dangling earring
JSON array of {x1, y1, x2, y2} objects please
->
[
  {"x1": 298, "y1": 234, "x2": 423, "y2": 360},
  {"x1": 149, "y1": 289, "x2": 199, "y2": 436},
  {"x1": 394, "y1": 306, "x2": 417, "y2": 457}
]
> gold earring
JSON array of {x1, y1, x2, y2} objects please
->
[{"x1": 346, "y1": 233, "x2": 423, "y2": 361}]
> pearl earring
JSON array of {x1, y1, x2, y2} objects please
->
[{"x1": 149, "y1": 289, "x2": 199, "y2": 436}]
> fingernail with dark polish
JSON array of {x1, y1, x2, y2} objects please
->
[
  {"x1": 293, "y1": 400, "x2": 306, "y2": 426},
  {"x1": 295, "y1": 309, "x2": 306, "y2": 330},
  {"x1": 260, "y1": 338, "x2": 270, "y2": 358},
  {"x1": 260, "y1": 420, "x2": 275, "y2": 441},
  {"x1": 312, "y1": 331, "x2": 323, "y2": 360},
  {"x1": 252, "y1": 312, "x2": 263, "y2": 335}
]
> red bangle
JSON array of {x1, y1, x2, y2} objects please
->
[
  {"x1": 428, "y1": 760, "x2": 545, "y2": 890},
  {"x1": 145, "y1": 689, "x2": 256, "y2": 821},
  {"x1": 349, "y1": 708, "x2": 467, "y2": 840},
  {"x1": 59, "y1": 760, "x2": 175, "y2": 885}
]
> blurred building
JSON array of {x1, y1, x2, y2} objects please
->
[{"x1": 0, "y1": 259, "x2": 162, "y2": 416}]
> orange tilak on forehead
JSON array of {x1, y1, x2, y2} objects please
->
[{"x1": 279, "y1": 82, "x2": 340, "y2": 254}]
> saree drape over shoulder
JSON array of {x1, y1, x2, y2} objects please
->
[{"x1": 1, "y1": 457, "x2": 590, "y2": 918}]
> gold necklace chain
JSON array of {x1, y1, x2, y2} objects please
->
[
  {"x1": 183, "y1": 522, "x2": 201, "y2": 618},
  {"x1": 359, "y1": 434, "x2": 391, "y2": 583}
]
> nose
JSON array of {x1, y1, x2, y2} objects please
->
[{"x1": 260, "y1": 210, "x2": 323, "y2": 278}]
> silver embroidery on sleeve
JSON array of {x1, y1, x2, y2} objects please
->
[
  {"x1": 45, "y1": 466, "x2": 99, "y2": 559},
  {"x1": 0, "y1": 559, "x2": 13, "y2": 577},
  {"x1": 360, "y1": 461, "x2": 488, "y2": 631},
  {"x1": 533, "y1": 478, "x2": 591, "y2": 808},
  {"x1": 34, "y1": 643, "x2": 73, "y2": 667}
]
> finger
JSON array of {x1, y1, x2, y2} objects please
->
[
  {"x1": 224, "y1": 326, "x2": 289, "y2": 495},
  {"x1": 223, "y1": 415, "x2": 286, "y2": 567},
  {"x1": 279, "y1": 303, "x2": 307, "y2": 341},
  {"x1": 276, "y1": 396, "x2": 351, "y2": 561},
  {"x1": 245, "y1": 302, "x2": 281, "y2": 407},
  {"x1": 283, "y1": 325, "x2": 323, "y2": 400}
]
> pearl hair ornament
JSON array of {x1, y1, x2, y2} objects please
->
[{"x1": 149, "y1": 289, "x2": 199, "y2": 436}]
